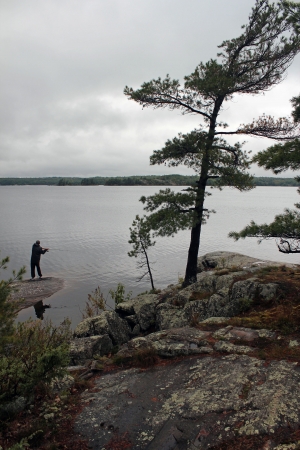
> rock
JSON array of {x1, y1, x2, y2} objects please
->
[
  {"x1": 115, "y1": 294, "x2": 160, "y2": 331},
  {"x1": 214, "y1": 340, "x2": 254, "y2": 354},
  {"x1": 133, "y1": 294, "x2": 159, "y2": 330},
  {"x1": 148, "y1": 327, "x2": 213, "y2": 357},
  {"x1": 212, "y1": 326, "x2": 276, "y2": 341},
  {"x1": 156, "y1": 303, "x2": 189, "y2": 330},
  {"x1": 157, "y1": 288, "x2": 234, "y2": 330},
  {"x1": 193, "y1": 271, "x2": 218, "y2": 292},
  {"x1": 230, "y1": 278, "x2": 278, "y2": 306},
  {"x1": 215, "y1": 272, "x2": 242, "y2": 290},
  {"x1": 10, "y1": 277, "x2": 64, "y2": 311},
  {"x1": 204, "y1": 288, "x2": 231, "y2": 315},
  {"x1": 200, "y1": 316, "x2": 230, "y2": 324},
  {"x1": 75, "y1": 355, "x2": 300, "y2": 449},
  {"x1": 124, "y1": 314, "x2": 138, "y2": 326},
  {"x1": 117, "y1": 327, "x2": 212, "y2": 358},
  {"x1": 256, "y1": 329, "x2": 276, "y2": 339},
  {"x1": 67, "y1": 365, "x2": 87, "y2": 373},
  {"x1": 69, "y1": 335, "x2": 113, "y2": 364},
  {"x1": 198, "y1": 251, "x2": 279, "y2": 273},
  {"x1": 132, "y1": 324, "x2": 141, "y2": 335},
  {"x1": 74, "y1": 311, "x2": 131, "y2": 345},
  {"x1": 289, "y1": 340, "x2": 300, "y2": 348},
  {"x1": 258, "y1": 282, "x2": 278, "y2": 303}
]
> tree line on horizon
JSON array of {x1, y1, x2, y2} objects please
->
[{"x1": 0, "y1": 175, "x2": 299, "y2": 187}]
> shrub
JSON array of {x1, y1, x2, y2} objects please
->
[
  {"x1": 237, "y1": 297, "x2": 253, "y2": 313},
  {"x1": 0, "y1": 254, "x2": 26, "y2": 352},
  {"x1": 82, "y1": 283, "x2": 132, "y2": 319},
  {"x1": 82, "y1": 286, "x2": 107, "y2": 319},
  {"x1": 109, "y1": 283, "x2": 132, "y2": 306},
  {"x1": 0, "y1": 319, "x2": 72, "y2": 404}
]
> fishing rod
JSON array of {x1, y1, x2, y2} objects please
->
[{"x1": 44, "y1": 248, "x2": 75, "y2": 252}]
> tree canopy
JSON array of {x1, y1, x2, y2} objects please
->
[
  {"x1": 125, "y1": 0, "x2": 300, "y2": 284},
  {"x1": 229, "y1": 94, "x2": 300, "y2": 253}
]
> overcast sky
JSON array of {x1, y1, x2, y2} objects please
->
[{"x1": 1, "y1": 0, "x2": 299, "y2": 178}]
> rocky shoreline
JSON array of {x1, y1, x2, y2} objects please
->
[
  {"x1": 10, "y1": 276, "x2": 64, "y2": 311},
  {"x1": 66, "y1": 252, "x2": 300, "y2": 449}
]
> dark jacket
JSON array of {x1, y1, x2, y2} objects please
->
[{"x1": 31, "y1": 243, "x2": 47, "y2": 264}]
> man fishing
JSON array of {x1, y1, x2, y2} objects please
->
[{"x1": 30, "y1": 240, "x2": 49, "y2": 279}]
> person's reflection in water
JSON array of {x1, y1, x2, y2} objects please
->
[{"x1": 34, "y1": 300, "x2": 51, "y2": 319}]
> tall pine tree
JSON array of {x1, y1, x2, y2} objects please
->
[{"x1": 125, "y1": 0, "x2": 300, "y2": 285}]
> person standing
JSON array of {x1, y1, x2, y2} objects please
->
[{"x1": 30, "y1": 240, "x2": 49, "y2": 279}]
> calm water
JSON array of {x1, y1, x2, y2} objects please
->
[{"x1": 0, "y1": 185, "x2": 298, "y2": 327}]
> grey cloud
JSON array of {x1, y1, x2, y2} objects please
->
[{"x1": 0, "y1": 0, "x2": 299, "y2": 177}]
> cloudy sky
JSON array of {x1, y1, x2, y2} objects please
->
[{"x1": 1, "y1": 0, "x2": 299, "y2": 178}]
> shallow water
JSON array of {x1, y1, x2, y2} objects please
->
[{"x1": 0, "y1": 185, "x2": 298, "y2": 327}]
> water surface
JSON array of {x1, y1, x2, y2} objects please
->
[{"x1": 0, "y1": 185, "x2": 298, "y2": 327}]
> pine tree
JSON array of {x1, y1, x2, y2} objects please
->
[
  {"x1": 229, "y1": 94, "x2": 300, "y2": 253},
  {"x1": 128, "y1": 215, "x2": 156, "y2": 290},
  {"x1": 125, "y1": 0, "x2": 300, "y2": 284}
]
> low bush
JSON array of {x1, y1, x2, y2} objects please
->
[
  {"x1": 132, "y1": 347, "x2": 158, "y2": 367},
  {"x1": 82, "y1": 286, "x2": 108, "y2": 319},
  {"x1": 109, "y1": 283, "x2": 132, "y2": 306},
  {"x1": 0, "y1": 254, "x2": 26, "y2": 352},
  {"x1": 82, "y1": 283, "x2": 132, "y2": 319},
  {"x1": 0, "y1": 319, "x2": 72, "y2": 404}
]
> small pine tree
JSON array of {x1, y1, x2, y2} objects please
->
[{"x1": 128, "y1": 215, "x2": 156, "y2": 291}]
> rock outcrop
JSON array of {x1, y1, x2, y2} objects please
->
[
  {"x1": 10, "y1": 277, "x2": 64, "y2": 311},
  {"x1": 75, "y1": 355, "x2": 300, "y2": 450},
  {"x1": 70, "y1": 252, "x2": 284, "y2": 364},
  {"x1": 68, "y1": 252, "x2": 300, "y2": 449}
]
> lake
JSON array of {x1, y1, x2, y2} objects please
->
[{"x1": 0, "y1": 185, "x2": 298, "y2": 327}]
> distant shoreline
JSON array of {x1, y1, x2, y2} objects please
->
[{"x1": 0, "y1": 175, "x2": 298, "y2": 187}]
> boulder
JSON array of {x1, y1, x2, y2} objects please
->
[
  {"x1": 156, "y1": 303, "x2": 189, "y2": 330},
  {"x1": 74, "y1": 311, "x2": 131, "y2": 346},
  {"x1": 133, "y1": 294, "x2": 159, "y2": 330},
  {"x1": 214, "y1": 341, "x2": 254, "y2": 354},
  {"x1": 193, "y1": 271, "x2": 218, "y2": 292},
  {"x1": 197, "y1": 251, "x2": 264, "y2": 272},
  {"x1": 230, "y1": 279, "x2": 278, "y2": 306},
  {"x1": 212, "y1": 326, "x2": 276, "y2": 341},
  {"x1": 115, "y1": 294, "x2": 160, "y2": 331},
  {"x1": 117, "y1": 327, "x2": 213, "y2": 358},
  {"x1": 69, "y1": 335, "x2": 113, "y2": 364},
  {"x1": 200, "y1": 316, "x2": 230, "y2": 325}
]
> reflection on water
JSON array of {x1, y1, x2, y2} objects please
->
[
  {"x1": 33, "y1": 300, "x2": 51, "y2": 320},
  {"x1": 0, "y1": 185, "x2": 298, "y2": 327}
]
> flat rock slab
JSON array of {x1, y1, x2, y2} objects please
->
[
  {"x1": 10, "y1": 277, "x2": 64, "y2": 310},
  {"x1": 75, "y1": 355, "x2": 300, "y2": 449},
  {"x1": 198, "y1": 251, "x2": 298, "y2": 271}
]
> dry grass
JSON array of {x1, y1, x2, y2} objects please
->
[
  {"x1": 112, "y1": 347, "x2": 159, "y2": 369},
  {"x1": 189, "y1": 291, "x2": 213, "y2": 301}
]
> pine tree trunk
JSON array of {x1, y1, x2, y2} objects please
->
[
  {"x1": 182, "y1": 221, "x2": 202, "y2": 286},
  {"x1": 182, "y1": 96, "x2": 223, "y2": 287}
]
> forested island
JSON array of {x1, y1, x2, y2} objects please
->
[{"x1": 0, "y1": 175, "x2": 298, "y2": 186}]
